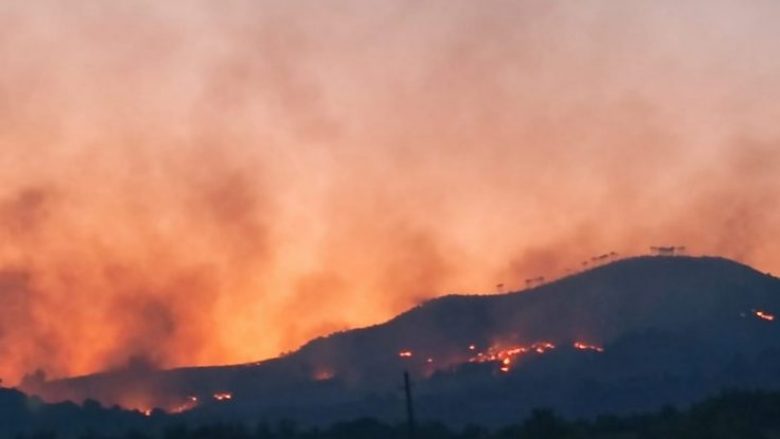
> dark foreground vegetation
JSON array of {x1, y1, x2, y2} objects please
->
[{"x1": 7, "y1": 389, "x2": 780, "y2": 439}]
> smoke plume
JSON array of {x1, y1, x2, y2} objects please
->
[{"x1": 0, "y1": 0, "x2": 779, "y2": 384}]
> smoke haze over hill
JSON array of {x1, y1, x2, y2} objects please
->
[
  {"x1": 0, "y1": 1, "x2": 779, "y2": 383},
  {"x1": 27, "y1": 256, "x2": 780, "y2": 423}
]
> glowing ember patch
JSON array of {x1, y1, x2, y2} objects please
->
[
  {"x1": 468, "y1": 344, "x2": 476, "y2": 350},
  {"x1": 169, "y1": 396, "x2": 199, "y2": 414},
  {"x1": 468, "y1": 340, "x2": 557, "y2": 373},
  {"x1": 213, "y1": 392, "x2": 232, "y2": 401},
  {"x1": 399, "y1": 351, "x2": 413, "y2": 358},
  {"x1": 531, "y1": 342, "x2": 555, "y2": 354},
  {"x1": 573, "y1": 342, "x2": 604, "y2": 352},
  {"x1": 141, "y1": 409, "x2": 152, "y2": 417},
  {"x1": 503, "y1": 347, "x2": 526, "y2": 357},
  {"x1": 755, "y1": 310, "x2": 775, "y2": 321}
]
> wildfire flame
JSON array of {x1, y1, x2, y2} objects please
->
[
  {"x1": 390, "y1": 339, "x2": 607, "y2": 377},
  {"x1": 213, "y1": 392, "x2": 232, "y2": 401},
  {"x1": 573, "y1": 341, "x2": 604, "y2": 352},
  {"x1": 169, "y1": 396, "x2": 199, "y2": 414},
  {"x1": 755, "y1": 310, "x2": 775, "y2": 321},
  {"x1": 468, "y1": 341, "x2": 557, "y2": 373},
  {"x1": 533, "y1": 342, "x2": 555, "y2": 353}
]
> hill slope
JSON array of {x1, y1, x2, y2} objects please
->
[{"x1": 25, "y1": 256, "x2": 780, "y2": 425}]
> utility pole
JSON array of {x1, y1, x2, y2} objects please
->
[{"x1": 403, "y1": 371, "x2": 416, "y2": 439}]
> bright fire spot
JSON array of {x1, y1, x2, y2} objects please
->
[
  {"x1": 426, "y1": 358, "x2": 434, "y2": 363},
  {"x1": 468, "y1": 344, "x2": 476, "y2": 350},
  {"x1": 399, "y1": 350, "x2": 413, "y2": 358},
  {"x1": 141, "y1": 409, "x2": 152, "y2": 417},
  {"x1": 533, "y1": 342, "x2": 555, "y2": 354},
  {"x1": 213, "y1": 392, "x2": 232, "y2": 401},
  {"x1": 469, "y1": 341, "x2": 556, "y2": 373},
  {"x1": 573, "y1": 342, "x2": 605, "y2": 352},
  {"x1": 755, "y1": 310, "x2": 775, "y2": 321}
]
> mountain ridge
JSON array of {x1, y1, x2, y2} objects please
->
[{"x1": 24, "y1": 255, "x2": 780, "y2": 425}]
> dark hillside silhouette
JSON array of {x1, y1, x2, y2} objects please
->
[{"x1": 24, "y1": 256, "x2": 780, "y2": 426}]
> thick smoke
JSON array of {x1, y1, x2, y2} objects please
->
[{"x1": 1, "y1": 0, "x2": 779, "y2": 384}]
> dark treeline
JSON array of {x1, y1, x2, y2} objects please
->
[{"x1": 9, "y1": 389, "x2": 780, "y2": 439}]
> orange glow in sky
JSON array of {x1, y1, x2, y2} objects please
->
[{"x1": 1, "y1": 1, "x2": 779, "y2": 385}]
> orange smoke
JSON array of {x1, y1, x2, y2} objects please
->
[{"x1": 1, "y1": 1, "x2": 780, "y2": 386}]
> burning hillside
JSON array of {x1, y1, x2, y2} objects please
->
[
  {"x1": 397, "y1": 340, "x2": 600, "y2": 375},
  {"x1": 24, "y1": 256, "x2": 780, "y2": 425},
  {"x1": 467, "y1": 341, "x2": 558, "y2": 373},
  {"x1": 2, "y1": 0, "x2": 780, "y2": 392}
]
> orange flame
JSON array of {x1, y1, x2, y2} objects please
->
[
  {"x1": 573, "y1": 341, "x2": 604, "y2": 352},
  {"x1": 532, "y1": 342, "x2": 555, "y2": 353},
  {"x1": 213, "y1": 392, "x2": 232, "y2": 401},
  {"x1": 168, "y1": 396, "x2": 199, "y2": 414},
  {"x1": 399, "y1": 350, "x2": 413, "y2": 358},
  {"x1": 755, "y1": 310, "x2": 775, "y2": 321},
  {"x1": 468, "y1": 340, "x2": 556, "y2": 373}
]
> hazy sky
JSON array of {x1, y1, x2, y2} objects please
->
[{"x1": 1, "y1": 0, "x2": 779, "y2": 384}]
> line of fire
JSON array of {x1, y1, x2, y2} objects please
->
[
  {"x1": 23, "y1": 250, "x2": 774, "y2": 422},
  {"x1": 125, "y1": 302, "x2": 775, "y2": 417}
]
